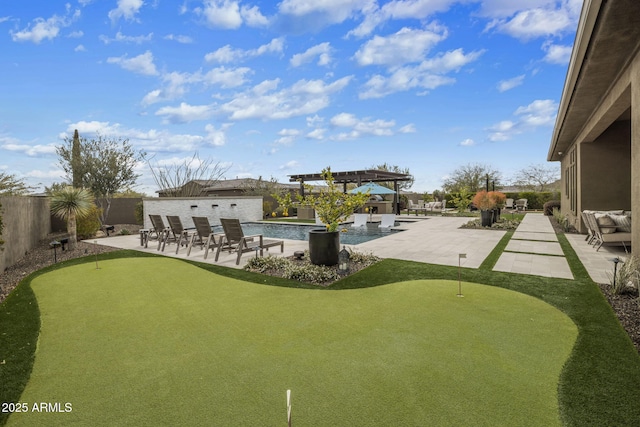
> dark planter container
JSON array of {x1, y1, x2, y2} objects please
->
[
  {"x1": 480, "y1": 210, "x2": 493, "y2": 227},
  {"x1": 492, "y1": 208, "x2": 501, "y2": 223},
  {"x1": 309, "y1": 229, "x2": 340, "y2": 266}
]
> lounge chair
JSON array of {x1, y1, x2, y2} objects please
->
[
  {"x1": 379, "y1": 214, "x2": 396, "y2": 228},
  {"x1": 215, "y1": 218, "x2": 284, "y2": 265},
  {"x1": 351, "y1": 213, "x2": 368, "y2": 227},
  {"x1": 160, "y1": 216, "x2": 192, "y2": 253},
  {"x1": 148, "y1": 214, "x2": 170, "y2": 250},
  {"x1": 187, "y1": 216, "x2": 224, "y2": 259}
]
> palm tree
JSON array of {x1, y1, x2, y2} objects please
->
[{"x1": 50, "y1": 186, "x2": 94, "y2": 250}]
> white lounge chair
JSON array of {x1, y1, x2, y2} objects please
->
[
  {"x1": 352, "y1": 213, "x2": 368, "y2": 227},
  {"x1": 379, "y1": 214, "x2": 396, "y2": 228}
]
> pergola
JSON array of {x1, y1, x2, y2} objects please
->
[{"x1": 288, "y1": 169, "x2": 413, "y2": 214}]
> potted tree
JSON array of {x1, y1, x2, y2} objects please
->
[
  {"x1": 473, "y1": 190, "x2": 496, "y2": 227},
  {"x1": 488, "y1": 191, "x2": 507, "y2": 222},
  {"x1": 297, "y1": 167, "x2": 369, "y2": 265}
]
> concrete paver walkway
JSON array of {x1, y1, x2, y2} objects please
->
[{"x1": 493, "y1": 213, "x2": 573, "y2": 279}]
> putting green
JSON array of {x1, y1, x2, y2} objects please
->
[{"x1": 10, "y1": 258, "x2": 576, "y2": 426}]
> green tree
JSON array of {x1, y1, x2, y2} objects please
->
[
  {"x1": 57, "y1": 133, "x2": 144, "y2": 224},
  {"x1": 369, "y1": 162, "x2": 414, "y2": 191},
  {"x1": 442, "y1": 163, "x2": 502, "y2": 194},
  {"x1": 50, "y1": 186, "x2": 94, "y2": 250},
  {"x1": 512, "y1": 164, "x2": 560, "y2": 192},
  {"x1": 0, "y1": 172, "x2": 33, "y2": 195},
  {"x1": 297, "y1": 167, "x2": 370, "y2": 232}
]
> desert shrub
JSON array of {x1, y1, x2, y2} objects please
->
[
  {"x1": 0, "y1": 202, "x2": 4, "y2": 250},
  {"x1": 460, "y1": 217, "x2": 521, "y2": 230},
  {"x1": 76, "y1": 205, "x2": 102, "y2": 239},
  {"x1": 552, "y1": 207, "x2": 570, "y2": 232},
  {"x1": 609, "y1": 255, "x2": 640, "y2": 296},
  {"x1": 119, "y1": 229, "x2": 132, "y2": 235},
  {"x1": 134, "y1": 201, "x2": 144, "y2": 225},
  {"x1": 543, "y1": 200, "x2": 561, "y2": 216},
  {"x1": 263, "y1": 201, "x2": 273, "y2": 218}
]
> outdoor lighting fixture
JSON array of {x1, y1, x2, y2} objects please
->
[
  {"x1": 231, "y1": 203, "x2": 237, "y2": 207},
  {"x1": 190, "y1": 205, "x2": 198, "y2": 208},
  {"x1": 50, "y1": 240, "x2": 61, "y2": 263},
  {"x1": 338, "y1": 246, "x2": 350, "y2": 275},
  {"x1": 211, "y1": 204, "x2": 218, "y2": 208},
  {"x1": 610, "y1": 257, "x2": 623, "y2": 288}
]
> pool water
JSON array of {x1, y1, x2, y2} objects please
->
[{"x1": 214, "y1": 222, "x2": 403, "y2": 245}]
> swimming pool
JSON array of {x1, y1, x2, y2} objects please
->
[{"x1": 214, "y1": 222, "x2": 403, "y2": 245}]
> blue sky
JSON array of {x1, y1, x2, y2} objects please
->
[{"x1": 0, "y1": 0, "x2": 581, "y2": 195}]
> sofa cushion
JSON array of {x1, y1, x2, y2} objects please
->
[
  {"x1": 596, "y1": 214, "x2": 617, "y2": 233},
  {"x1": 609, "y1": 214, "x2": 631, "y2": 233}
]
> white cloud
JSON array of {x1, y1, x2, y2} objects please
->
[
  {"x1": 275, "y1": 128, "x2": 301, "y2": 145},
  {"x1": 328, "y1": 113, "x2": 396, "y2": 140},
  {"x1": 306, "y1": 128, "x2": 326, "y2": 140},
  {"x1": 155, "y1": 102, "x2": 215, "y2": 124},
  {"x1": 197, "y1": 0, "x2": 268, "y2": 29},
  {"x1": 204, "y1": 123, "x2": 232, "y2": 146},
  {"x1": 459, "y1": 138, "x2": 475, "y2": 146},
  {"x1": 348, "y1": 0, "x2": 456, "y2": 38},
  {"x1": 290, "y1": 42, "x2": 332, "y2": 67},
  {"x1": 278, "y1": 0, "x2": 371, "y2": 32},
  {"x1": 164, "y1": 34, "x2": 194, "y2": 44},
  {"x1": 1, "y1": 143, "x2": 57, "y2": 156},
  {"x1": 108, "y1": 0, "x2": 144, "y2": 24},
  {"x1": 205, "y1": 38, "x2": 284, "y2": 63},
  {"x1": 399, "y1": 124, "x2": 416, "y2": 133},
  {"x1": 354, "y1": 24, "x2": 447, "y2": 66},
  {"x1": 497, "y1": 74, "x2": 525, "y2": 92},
  {"x1": 279, "y1": 160, "x2": 300, "y2": 170},
  {"x1": 359, "y1": 48, "x2": 484, "y2": 99},
  {"x1": 483, "y1": 1, "x2": 581, "y2": 41},
  {"x1": 487, "y1": 99, "x2": 558, "y2": 141},
  {"x1": 74, "y1": 44, "x2": 86, "y2": 52},
  {"x1": 10, "y1": 7, "x2": 80, "y2": 43},
  {"x1": 141, "y1": 66, "x2": 252, "y2": 106},
  {"x1": 217, "y1": 76, "x2": 353, "y2": 120},
  {"x1": 99, "y1": 31, "x2": 153, "y2": 44},
  {"x1": 542, "y1": 42, "x2": 572, "y2": 65},
  {"x1": 107, "y1": 51, "x2": 158, "y2": 76}
]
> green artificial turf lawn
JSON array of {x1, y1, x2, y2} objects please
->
[{"x1": 7, "y1": 257, "x2": 576, "y2": 426}]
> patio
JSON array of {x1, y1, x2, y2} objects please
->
[{"x1": 92, "y1": 213, "x2": 626, "y2": 283}]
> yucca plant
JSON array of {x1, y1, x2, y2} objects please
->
[{"x1": 50, "y1": 186, "x2": 94, "y2": 250}]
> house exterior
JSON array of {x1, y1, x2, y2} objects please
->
[
  {"x1": 548, "y1": 0, "x2": 640, "y2": 254},
  {"x1": 157, "y1": 178, "x2": 299, "y2": 197}
]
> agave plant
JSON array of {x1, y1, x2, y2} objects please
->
[{"x1": 50, "y1": 186, "x2": 94, "y2": 250}]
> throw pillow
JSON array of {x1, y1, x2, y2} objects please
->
[
  {"x1": 609, "y1": 214, "x2": 631, "y2": 233},
  {"x1": 596, "y1": 215, "x2": 617, "y2": 233}
]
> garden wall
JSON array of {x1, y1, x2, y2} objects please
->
[
  {"x1": 142, "y1": 197, "x2": 263, "y2": 230},
  {"x1": 0, "y1": 196, "x2": 51, "y2": 273}
]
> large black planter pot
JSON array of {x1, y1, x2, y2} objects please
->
[
  {"x1": 308, "y1": 229, "x2": 340, "y2": 266},
  {"x1": 480, "y1": 210, "x2": 493, "y2": 227}
]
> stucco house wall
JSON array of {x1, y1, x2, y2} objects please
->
[{"x1": 142, "y1": 197, "x2": 263, "y2": 230}]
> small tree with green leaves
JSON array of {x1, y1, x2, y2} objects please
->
[
  {"x1": 451, "y1": 188, "x2": 473, "y2": 213},
  {"x1": 297, "y1": 167, "x2": 370, "y2": 232},
  {"x1": 50, "y1": 187, "x2": 94, "y2": 250}
]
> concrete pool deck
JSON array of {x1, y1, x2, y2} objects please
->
[{"x1": 90, "y1": 213, "x2": 626, "y2": 283}]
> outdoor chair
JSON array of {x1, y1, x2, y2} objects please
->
[
  {"x1": 187, "y1": 216, "x2": 224, "y2": 259},
  {"x1": 515, "y1": 199, "x2": 528, "y2": 211},
  {"x1": 379, "y1": 214, "x2": 396, "y2": 228},
  {"x1": 352, "y1": 213, "x2": 368, "y2": 227},
  {"x1": 148, "y1": 214, "x2": 170, "y2": 250},
  {"x1": 161, "y1": 216, "x2": 192, "y2": 254},
  {"x1": 215, "y1": 218, "x2": 284, "y2": 265},
  {"x1": 505, "y1": 198, "x2": 515, "y2": 209},
  {"x1": 407, "y1": 200, "x2": 427, "y2": 216},
  {"x1": 585, "y1": 211, "x2": 631, "y2": 251}
]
